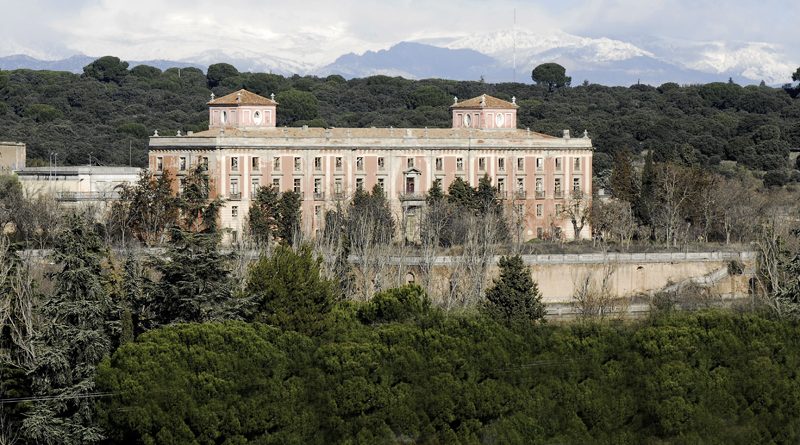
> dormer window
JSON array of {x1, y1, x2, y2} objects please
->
[{"x1": 253, "y1": 111, "x2": 262, "y2": 125}]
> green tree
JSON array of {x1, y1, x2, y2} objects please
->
[
  {"x1": 245, "y1": 244, "x2": 335, "y2": 334},
  {"x1": 276, "y1": 191, "x2": 302, "y2": 246},
  {"x1": 178, "y1": 164, "x2": 223, "y2": 233},
  {"x1": 82, "y1": 56, "x2": 129, "y2": 83},
  {"x1": 248, "y1": 184, "x2": 280, "y2": 245},
  {"x1": 276, "y1": 89, "x2": 320, "y2": 125},
  {"x1": 610, "y1": 149, "x2": 638, "y2": 203},
  {"x1": 483, "y1": 255, "x2": 545, "y2": 325},
  {"x1": 531, "y1": 63, "x2": 571, "y2": 92},
  {"x1": 150, "y1": 229, "x2": 235, "y2": 325},
  {"x1": 793, "y1": 67, "x2": 800, "y2": 82},
  {"x1": 112, "y1": 171, "x2": 179, "y2": 245},
  {"x1": 357, "y1": 284, "x2": 429, "y2": 324},
  {"x1": 206, "y1": 62, "x2": 239, "y2": 88},
  {"x1": 129, "y1": 64, "x2": 161, "y2": 79},
  {"x1": 23, "y1": 214, "x2": 113, "y2": 444}
]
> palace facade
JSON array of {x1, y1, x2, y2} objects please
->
[{"x1": 149, "y1": 89, "x2": 593, "y2": 243}]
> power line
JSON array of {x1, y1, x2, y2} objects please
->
[{"x1": 0, "y1": 392, "x2": 114, "y2": 405}]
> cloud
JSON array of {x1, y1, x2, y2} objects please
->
[{"x1": 1, "y1": 0, "x2": 797, "y2": 65}]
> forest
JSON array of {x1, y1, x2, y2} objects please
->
[{"x1": 2, "y1": 57, "x2": 800, "y2": 444}]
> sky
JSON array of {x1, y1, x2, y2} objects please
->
[{"x1": 0, "y1": 0, "x2": 797, "y2": 67}]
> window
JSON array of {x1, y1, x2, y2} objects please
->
[
  {"x1": 556, "y1": 203, "x2": 563, "y2": 215},
  {"x1": 356, "y1": 157, "x2": 364, "y2": 171},
  {"x1": 517, "y1": 157, "x2": 524, "y2": 171},
  {"x1": 314, "y1": 157, "x2": 322, "y2": 171},
  {"x1": 335, "y1": 157, "x2": 342, "y2": 170},
  {"x1": 573, "y1": 177, "x2": 581, "y2": 192},
  {"x1": 201, "y1": 156, "x2": 209, "y2": 171},
  {"x1": 498, "y1": 158, "x2": 505, "y2": 172},
  {"x1": 231, "y1": 206, "x2": 239, "y2": 217},
  {"x1": 334, "y1": 178, "x2": 343, "y2": 194},
  {"x1": 294, "y1": 157, "x2": 301, "y2": 171},
  {"x1": 272, "y1": 177, "x2": 280, "y2": 188},
  {"x1": 251, "y1": 177, "x2": 260, "y2": 193},
  {"x1": 517, "y1": 177, "x2": 525, "y2": 192},
  {"x1": 356, "y1": 177, "x2": 364, "y2": 190},
  {"x1": 555, "y1": 158, "x2": 562, "y2": 171},
  {"x1": 251, "y1": 157, "x2": 259, "y2": 171},
  {"x1": 574, "y1": 157, "x2": 581, "y2": 170},
  {"x1": 293, "y1": 178, "x2": 301, "y2": 193},
  {"x1": 230, "y1": 178, "x2": 239, "y2": 196},
  {"x1": 497, "y1": 177, "x2": 505, "y2": 192},
  {"x1": 231, "y1": 157, "x2": 239, "y2": 171},
  {"x1": 456, "y1": 158, "x2": 464, "y2": 171},
  {"x1": 407, "y1": 158, "x2": 414, "y2": 168},
  {"x1": 536, "y1": 158, "x2": 543, "y2": 171},
  {"x1": 478, "y1": 157, "x2": 486, "y2": 171},
  {"x1": 314, "y1": 205, "x2": 322, "y2": 223},
  {"x1": 435, "y1": 157, "x2": 443, "y2": 171},
  {"x1": 535, "y1": 178, "x2": 544, "y2": 197},
  {"x1": 179, "y1": 177, "x2": 185, "y2": 194},
  {"x1": 537, "y1": 227, "x2": 543, "y2": 239},
  {"x1": 554, "y1": 178, "x2": 562, "y2": 197},
  {"x1": 536, "y1": 204, "x2": 543, "y2": 217},
  {"x1": 273, "y1": 156, "x2": 280, "y2": 169},
  {"x1": 231, "y1": 230, "x2": 238, "y2": 243},
  {"x1": 314, "y1": 178, "x2": 322, "y2": 194},
  {"x1": 179, "y1": 156, "x2": 186, "y2": 171},
  {"x1": 377, "y1": 177, "x2": 385, "y2": 190},
  {"x1": 156, "y1": 157, "x2": 163, "y2": 172},
  {"x1": 378, "y1": 157, "x2": 385, "y2": 170}
]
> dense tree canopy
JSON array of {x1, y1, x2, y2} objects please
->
[
  {"x1": 531, "y1": 62, "x2": 571, "y2": 91},
  {"x1": 0, "y1": 57, "x2": 798, "y2": 175}
]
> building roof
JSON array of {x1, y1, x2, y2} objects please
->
[
  {"x1": 451, "y1": 94, "x2": 518, "y2": 109},
  {"x1": 183, "y1": 126, "x2": 556, "y2": 140},
  {"x1": 208, "y1": 89, "x2": 278, "y2": 106}
]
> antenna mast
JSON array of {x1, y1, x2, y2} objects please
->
[{"x1": 512, "y1": 9, "x2": 517, "y2": 83}]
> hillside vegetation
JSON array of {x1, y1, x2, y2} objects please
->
[{"x1": 1, "y1": 57, "x2": 799, "y2": 180}]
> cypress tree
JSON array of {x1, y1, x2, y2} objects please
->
[
  {"x1": 484, "y1": 255, "x2": 545, "y2": 325},
  {"x1": 276, "y1": 190, "x2": 302, "y2": 246},
  {"x1": 23, "y1": 214, "x2": 112, "y2": 444},
  {"x1": 610, "y1": 149, "x2": 638, "y2": 203},
  {"x1": 248, "y1": 184, "x2": 280, "y2": 245}
]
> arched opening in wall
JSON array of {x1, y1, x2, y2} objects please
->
[
  {"x1": 405, "y1": 272, "x2": 415, "y2": 285},
  {"x1": 253, "y1": 110, "x2": 262, "y2": 125},
  {"x1": 221, "y1": 110, "x2": 228, "y2": 124}
]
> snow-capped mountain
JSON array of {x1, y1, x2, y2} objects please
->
[{"x1": 1, "y1": 28, "x2": 796, "y2": 86}]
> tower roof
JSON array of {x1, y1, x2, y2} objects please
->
[
  {"x1": 451, "y1": 94, "x2": 518, "y2": 109},
  {"x1": 208, "y1": 89, "x2": 278, "y2": 106}
]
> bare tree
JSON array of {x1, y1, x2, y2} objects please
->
[
  {"x1": 561, "y1": 189, "x2": 591, "y2": 240},
  {"x1": 572, "y1": 262, "x2": 627, "y2": 319},
  {"x1": 651, "y1": 163, "x2": 694, "y2": 247}
]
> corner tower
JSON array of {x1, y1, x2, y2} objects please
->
[
  {"x1": 450, "y1": 94, "x2": 518, "y2": 129},
  {"x1": 208, "y1": 89, "x2": 278, "y2": 129}
]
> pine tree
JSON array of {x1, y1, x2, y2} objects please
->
[
  {"x1": 151, "y1": 229, "x2": 236, "y2": 325},
  {"x1": 23, "y1": 214, "x2": 112, "y2": 444},
  {"x1": 609, "y1": 149, "x2": 638, "y2": 203},
  {"x1": 426, "y1": 178, "x2": 444, "y2": 205},
  {"x1": 484, "y1": 255, "x2": 545, "y2": 325},
  {"x1": 276, "y1": 191, "x2": 301, "y2": 246},
  {"x1": 245, "y1": 244, "x2": 335, "y2": 335}
]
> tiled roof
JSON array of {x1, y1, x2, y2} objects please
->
[
  {"x1": 451, "y1": 94, "x2": 518, "y2": 109},
  {"x1": 208, "y1": 89, "x2": 277, "y2": 106}
]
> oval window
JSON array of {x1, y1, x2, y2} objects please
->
[
  {"x1": 495, "y1": 113, "x2": 505, "y2": 127},
  {"x1": 253, "y1": 111, "x2": 262, "y2": 125},
  {"x1": 463, "y1": 114, "x2": 471, "y2": 127}
]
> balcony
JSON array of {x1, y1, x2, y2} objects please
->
[
  {"x1": 333, "y1": 191, "x2": 346, "y2": 200},
  {"x1": 554, "y1": 190, "x2": 564, "y2": 199},
  {"x1": 313, "y1": 192, "x2": 325, "y2": 200},
  {"x1": 56, "y1": 191, "x2": 120, "y2": 202},
  {"x1": 535, "y1": 190, "x2": 545, "y2": 199},
  {"x1": 229, "y1": 192, "x2": 242, "y2": 200},
  {"x1": 399, "y1": 192, "x2": 425, "y2": 202},
  {"x1": 514, "y1": 190, "x2": 527, "y2": 199}
]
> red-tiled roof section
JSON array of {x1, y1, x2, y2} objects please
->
[
  {"x1": 451, "y1": 94, "x2": 518, "y2": 109},
  {"x1": 208, "y1": 89, "x2": 277, "y2": 106}
]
